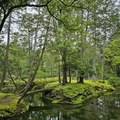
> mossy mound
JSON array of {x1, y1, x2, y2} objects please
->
[
  {"x1": 0, "y1": 93, "x2": 29, "y2": 118},
  {"x1": 45, "y1": 82, "x2": 60, "y2": 89},
  {"x1": 45, "y1": 80, "x2": 115, "y2": 104},
  {"x1": 32, "y1": 77, "x2": 58, "y2": 90}
]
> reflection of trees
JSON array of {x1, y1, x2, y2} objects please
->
[
  {"x1": 83, "y1": 91, "x2": 120, "y2": 120},
  {"x1": 9, "y1": 90, "x2": 120, "y2": 120}
]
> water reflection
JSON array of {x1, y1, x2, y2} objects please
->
[{"x1": 6, "y1": 91, "x2": 120, "y2": 120}]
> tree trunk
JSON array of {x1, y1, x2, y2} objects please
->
[
  {"x1": 101, "y1": 19, "x2": 107, "y2": 80},
  {"x1": 58, "y1": 58, "x2": 61, "y2": 83},
  {"x1": 101, "y1": 54, "x2": 105, "y2": 80},
  {"x1": 92, "y1": 9, "x2": 97, "y2": 80},
  {"x1": 78, "y1": 71, "x2": 84, "y2": 83},
  {"x1": 68, "y1": 66, "x2": 71, "y2": 83},
  {"x1": 76, "y1": 70, "x2": 78, "y2": 82},
  {"x1": 18, "y1": 24, "x2": 49, "y2": 104},
  {"x1": 62, "y1": 63, "x2": 67, "y2": 85},
  {"x1": 62, "y1": 53, "x2": 67, "y2": 85},
  {"x1": 18, "y1": 37, "x2": 46, "y2": 103},
  {"x1": 62, "y1": 46, "x2": 68, "y2": 85},
  {"x1": 0, "y1": 14, "x2": 11, "y2": 91},
  {"x1": 51, "y1": 60, "x2": 54, "y2": 77},
  {"x1": 92, "y1": 54, "x2": 96, "y2": 80},
  {"x1": 8, "y1": 71, "x2": 17, "y2": 92}
]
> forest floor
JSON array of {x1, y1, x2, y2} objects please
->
[{"x1": 0, "y1": 93, "x2": 29, "y2": 118}]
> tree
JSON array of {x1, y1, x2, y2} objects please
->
[
  {"x1": 0, "y1": 14, "x2": 11, "y2": 91},
  {"x1": 105, "y1": 39, "x2": 120, "y2": 78},
  {"x1": 49, "y1": 25, "x2": 73, "y2": 84},
  {"x1": 0, "y1": 0, "x2": 52, "y2": 32},
  {"x1": 88, "y1": 0, "x2": 119, "y2": 79},
  {"x1": 0, "y1": 0, "x2": 119, "y2": 103}
]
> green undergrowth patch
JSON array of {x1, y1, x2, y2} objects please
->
[
  {"x1": 85, "y1": 80, "x2": 115, "y2": 91},
  {"x1": 109, "y1": 79, "x2": 120, "y2": 89},
  {"x1": 45, "y1": 82, "x2": 60, "y2": 89},
  {"x1": 5, "y1": 77, "x2": 58, "y2": 92},
  {"x1": 32, "y1": 77, "x2": 58, "y2": 90},
  {"x1": 0, "y1": 93, "x2": 29, "y2": 118},
  {"x1": 45, "y1": 80, "x2": 115, "y2": 105}
]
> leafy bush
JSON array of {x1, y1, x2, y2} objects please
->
[{"x1": 36, "y1": 70, "x2": 50, "y2": 78}]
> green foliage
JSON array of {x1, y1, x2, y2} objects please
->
[
  {"x1": 7, "y1": 39, "x2": 29, "y2": 81},
  {"x1": 105, "y1": 39, "x2": 120, "y2": 77},
  {"x1": 36, "y1": 70, "x2": 50, "y2": 78}
]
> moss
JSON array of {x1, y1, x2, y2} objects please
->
[
  {"x1": 45, "y1": 82, "x2": 60, "y2": 89},
  {"x1": 33, "y1": 78, "x2": 58, "y2": 90},
  {"x1": 52, "y1": 99, "x2": 63, "y2": 104},
  {"x1": 0, "y1": 93, "x2": 29, "y2": 118},
  {"x1": 45, "y1": 80, "x2": 115, "y2": 105},
  {"x1": 72, "y1": 96, "x2": 83, "y2": 104}
]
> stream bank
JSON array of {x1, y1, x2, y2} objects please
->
[
  {"x1": 0, "y1": 79, "x2": 115, "y2": 119},
  {"x1": 0, "y1": 93, "x2": 29, "y2": 118},
  {"x1": 44, "y1": 80, "x2": 115, "y2": 104}
]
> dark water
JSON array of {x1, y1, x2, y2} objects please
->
[{"x1": 6, "y1": 90, "x2": 120, "y2": 120}]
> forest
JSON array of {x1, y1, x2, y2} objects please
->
[{"x1": 0, "y1": 0, "x2": 120, "y2": 119}]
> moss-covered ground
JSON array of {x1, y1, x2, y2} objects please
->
[
  {"x1": 0, "y1": 77, "x2": 58, "y2": 118},
  {"x1": 0, "y1": 93, "x2": 29, "y2": 118},
  {"x1": 0, "y1": 78, "x2": 115, "y2": 118},
  {"x1": 44, "y1": 80, "x2": 115, "y2": 105}
]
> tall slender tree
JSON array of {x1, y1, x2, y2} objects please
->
[{"x1": 0, "y1": 14, "x2": 11, "y2": 91}]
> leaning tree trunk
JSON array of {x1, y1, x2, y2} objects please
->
[
  {"x1": 17, "y1": 25, "x2": 49, "y2": 104},
  {"x1": 8, "y1": 71, "x2": 18, "y2": 93}
]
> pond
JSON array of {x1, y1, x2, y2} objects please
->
[{"x1": 5, "y1": 89, "x2": 120, "y2": 120}]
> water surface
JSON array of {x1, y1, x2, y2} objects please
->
[{"x1": 6, "y1": 90, "x2": 120, "y2": 120}]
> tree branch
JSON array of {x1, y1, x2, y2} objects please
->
[
  {"x1": 59, "y1": 0, "x2": 85, "y2": 9},
  {"x1": 59, "y1": 0, "x2": 78, "y2": 7},
  {"x1": 0, "y1": 0, "x2": 10, "y2": 7},
  {"x1": 2, "y1": 6, "x2": 6, "y2": 15},
  {"x1": 46, "y1": 5, "x2": 80, "y2": 31},
  {"x1": 0, "y1": 0, "x2": 52, "y2": 32}
]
